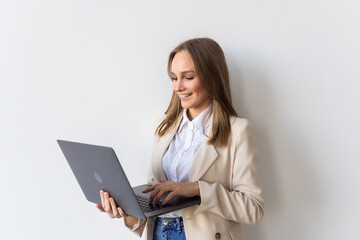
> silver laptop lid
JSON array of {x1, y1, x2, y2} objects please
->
[{"x1": 57, "y1": 139, "x2": 145, "y2": 219}]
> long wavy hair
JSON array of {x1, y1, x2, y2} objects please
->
[{"x1": 155, "y1": 38, "x2": 237, "y2": 147}]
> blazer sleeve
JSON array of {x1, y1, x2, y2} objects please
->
[
  {"x1": 195, "y1": 119, "x2": 264, "y2": 224},
  {"x1": 123, "y1": 216, "x2": 146, "y2": 237}
]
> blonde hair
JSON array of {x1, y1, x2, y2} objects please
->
[{"x1": 156, "y1": 38, "x2": 237, "y2": 147}]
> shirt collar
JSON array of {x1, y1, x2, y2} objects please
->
[{"x1": 178, "y1": 103, "x2": 213, "y2": 132}]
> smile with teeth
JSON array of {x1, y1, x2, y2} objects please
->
[{"x1": 180, "y1": 93, "x2": 193, "y2": 99}]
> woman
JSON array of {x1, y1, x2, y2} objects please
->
[{"x1": 96, "y1": 38, "x2": 264, "y2": 240}]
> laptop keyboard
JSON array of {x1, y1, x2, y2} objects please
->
[{"x1": 135, "y1": 194, "x2": 165, "y2": 213}]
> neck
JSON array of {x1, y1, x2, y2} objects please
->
[{"x1": 187, "y1": 101, "x2": 212, "y2": 121}]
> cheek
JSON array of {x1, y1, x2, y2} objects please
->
[
  {"x1": 189, "y1": 81, "x2": 201, "y2": 95},
  {"x1": 193, "y1": 84, "x2": 207, "y2": 99},
  {"x1": 199, "y1": 89, "x2": 209, "y2": 101}
]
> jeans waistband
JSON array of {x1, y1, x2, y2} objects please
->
[{"x1": 156, "y1": 217, "x2": 183, "y2": 232}]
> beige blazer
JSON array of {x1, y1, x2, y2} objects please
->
[{"x1": 124, "y1": 114, "x2": 264, "y2": 240}]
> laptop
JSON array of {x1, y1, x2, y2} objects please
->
[{"x1": 57, "y1": 139, "x2": 201, "y2": 219}]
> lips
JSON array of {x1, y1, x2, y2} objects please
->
[{"x1": 179, "y1": 93, "x2": 193, "y2": 99}]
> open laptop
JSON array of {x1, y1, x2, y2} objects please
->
[{"x1": 57, "y1": 139, "x2": 201, "y2": 219}]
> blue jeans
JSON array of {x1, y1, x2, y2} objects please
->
[{"x1": 153, "y1": 217, "x2": 186, "y2": 240}]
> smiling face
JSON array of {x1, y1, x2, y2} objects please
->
[{"x1": 170, "y1": 51, "x2": 212, "y2": 120}]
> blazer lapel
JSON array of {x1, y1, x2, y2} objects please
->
[
  {"x1": 189, "y1": 141, "x2": 218, "y2": 182},
  {"x1": 189, "y1": 114, "x2": 219, "y2": 182}
]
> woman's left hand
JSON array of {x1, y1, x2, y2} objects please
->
[{"x1": 142, "y1": 178, "x2": 200, "y2": 205}]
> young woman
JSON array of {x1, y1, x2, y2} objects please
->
[{"x1": 96, "y1": 38, "x2": 264, "y2": 240}]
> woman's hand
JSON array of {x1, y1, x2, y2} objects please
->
[
  {"x1": 142, "y1": 178, "x2": 200, "y2": 205},
  {"x1": 95, "y1": 190, "x2": 127, "y2": 219}
]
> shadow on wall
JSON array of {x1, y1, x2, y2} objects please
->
[{"x1": 229, "y1": 59, "x2": 323, "y2": 239}]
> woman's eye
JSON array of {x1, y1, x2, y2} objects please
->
[
  {"x1": 171, "y1": 77, "x2": 177, "y2": 81},
  {"x1": 185, "y1": 77, "x2": 194, "y2": 80}
]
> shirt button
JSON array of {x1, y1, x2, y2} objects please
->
[
  {"x1": 163, "y1": 220, "x2": 169, "y2": 226},
  {"x1": 215, "y1": 232, "x2": 221, "y2": 239}
]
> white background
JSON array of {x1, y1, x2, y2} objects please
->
[{"x1": 1, "y1": 1, "x2": 359, "y2": 239}]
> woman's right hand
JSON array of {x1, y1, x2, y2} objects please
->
[{"x1": 95, "y1": 190, "x2": 127, "y2": 219}]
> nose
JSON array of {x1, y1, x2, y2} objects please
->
[{"x1": 173, "y1": 79, "x2": 185, "y2": 92}]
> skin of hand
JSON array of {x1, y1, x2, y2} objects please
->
[
  {"x1": 95, "y1": 190, "x2": 127, "y2": 218},
  {"x1": 142, "y1": 177, "x2": 200, "y2": 205}
]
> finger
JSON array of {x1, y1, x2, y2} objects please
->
[
  {"x1": 118, "y1": 207, "x2": 127, "y2": 218},
  {"x1": 149, "y1": 186, "x2": 161, "y2": 204},
  {"x1": 162, "y1": 191, "x2": 176, "y2": 205},
  {"x1": 104, "y1": 192, "x2": 111, "y2": 212},
  {"x1": 160, "y1": 177, "x2": 168, "y2": 183},
  {"x1": 156, "y1": 184, "x2": 173, "y2": 204},
  {"x1": 100, "y1": 190, "x2": 105, "y2": 209},
  {"x1": 155, "y1": 188, "x2": 168, "y2": 204},
  {"x1": 96, "y1": 204, "x2": 105, "y2": 212},
  {"x1": 162, "y1": 190, "x2": 179, "y2": 205},
  {"x1": 109, "y1": 198, "x2": 120, "y2": 218},
  {"x1": 142, "y1": 185, "x2": 156, "y2": 193}
]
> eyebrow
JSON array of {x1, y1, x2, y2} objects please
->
[{"x1": 171, "y1": 70, "x2": 195, "y2": 75}]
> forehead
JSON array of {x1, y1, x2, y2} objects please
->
[{"x1": 171, "y1": 51, "x2": 195, "y2": 73}]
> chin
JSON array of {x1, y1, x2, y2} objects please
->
[{"x1": 181, "y1": 103, "x2": 191, "y2": 109}]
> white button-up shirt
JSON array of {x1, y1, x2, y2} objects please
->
[{"x1": 160, "y1": 104, "x2": 212, "y2": 217}]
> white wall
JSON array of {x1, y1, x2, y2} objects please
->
[{"x1": 1, "y1": 1, "x2": 359, "y2": 239}]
